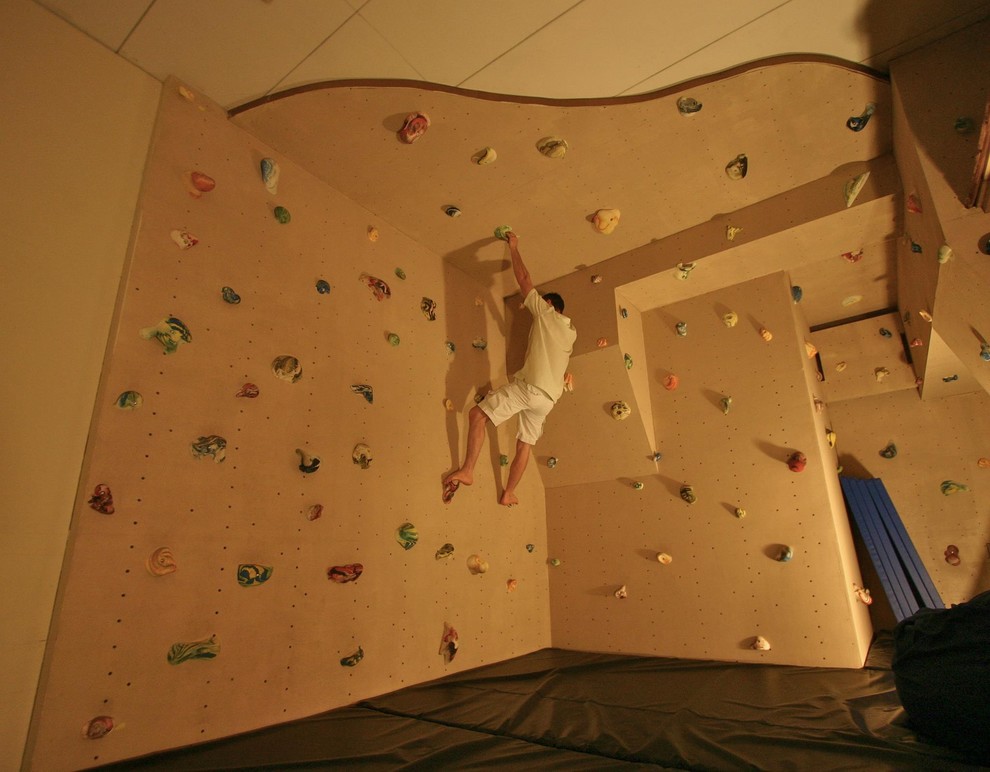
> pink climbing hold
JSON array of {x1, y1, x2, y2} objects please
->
[
  {"x1": 787, "y1": 452, "x2": 807, "y2": 472},
  {"x1": 398, "y1": 112, "x2": 430, "y2": 144}
]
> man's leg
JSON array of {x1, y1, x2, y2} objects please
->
[
  {"x1": 444, "y1": 405, "x2": 490, "y2": 487},
  {"x1": 500, "y1": 438, "x2": 532, "y2": 507}
]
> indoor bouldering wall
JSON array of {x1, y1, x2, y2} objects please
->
[
  {"x1": 25, "y1": 80, "x2": 551, "y2": 771},
  {"x1": 544, "y1": 273, "x2": 873, "y2": 668}
]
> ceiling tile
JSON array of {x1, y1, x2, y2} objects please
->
[
  {"x1": 34, "y1": 0, "x2": 153, "y2": 50},
  {"x1": 355, "y1": 0, "x2": 578, "y2": 86},
  {"x1": 119, "y1": 0, "x2": 356, "y2": 107},
  {"x1": 273, "y1": 12, "x2": 422, "y2": 93},
  {"x1": 459, "y1": 0, "x2": 784, "y2": 98}
]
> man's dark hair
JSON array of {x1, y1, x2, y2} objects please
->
[{"x1": 543, "y1": 292, "x2": 565, "y2": 313}]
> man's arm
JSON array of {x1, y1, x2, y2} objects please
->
[{"x1": 506, "y1": 231, "x2": 535, "y2": 298}]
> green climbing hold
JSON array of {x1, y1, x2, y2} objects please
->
[{"x1": 273, "y1": 206, "x2": 291, "y2": 224}]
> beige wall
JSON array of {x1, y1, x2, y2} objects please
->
[
  {"x1": 0, "y1": 2, "x2": 160, "y2": 769},
  {"x1": 25, "y1": 78, "x2": 550, "y2": 771},
  {"x1": 544, "y1": 273, "x2": 872, "y2": 668}
]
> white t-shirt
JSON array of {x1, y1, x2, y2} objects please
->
[{"x1": 514, "y1": 288, "x2": 577, "y2": 402}]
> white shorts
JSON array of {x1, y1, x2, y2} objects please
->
[{"x1": 480, "y1": 380, "x2": 554, "y2": 445}]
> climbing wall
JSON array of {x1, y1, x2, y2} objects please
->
[
  {"x1": 828, "y1": 388, "x2": 990, "y2": 605},
  {"x1": 544, "y1": 273, "x2": 872, "y2": 668},
  {"x1": 26, "y1": 80, "x2": 550, "y2": 770}
]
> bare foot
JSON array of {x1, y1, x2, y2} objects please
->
[
  {"x1": 499, "y1": 491, "x2": 519, "y2": 507},
  {"x1": 444, "y1": 469, "x2": 473, "y2": 487}
]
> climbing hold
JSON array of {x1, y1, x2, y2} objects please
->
[
  {"x1": 473, "y1": 147, "x2": 497, "y2": 165},
  {"x1": 191, "y1": 435, "x2": 226, "y2": 463},
  {"x1": 776, "y1": 546, "x2": 794, "y2": 563},
  {"x1": 725, "y1": 153, "x2": 748, "y2": 180},
  {"x1": 170, "y1": 229, "x2": 198, "y2": 249},
  {"x1": 316, "y1": 279, "x2": 331, "y2": 294},
  {"x1": 168, "y1": 635, "x2": 219, "y2": 665},
  {"x1": 610, "y1": 401, "x2": 632, "y2": 420},
  {"x1": 978, "y1": 458, "x2": 990, "y2": 468},
  {"x1": 981, "y1": 343, "x2": 990, "y2": 362},
  {"x1": 656, "y1": 552, "x2": 673, "y2": 564},
  {"x1": 237, "y1": 564, "x2": 273, "y2": 587},
  {"x1": 663, "y1": 374, "x2": 679, "y2": 391},
  {"x1": 387, "y1": 332, "x2": 400, "y2": 346},
  {"x1": 726, "y1": 225, "x2": 743, "y2": 241},
  {"x1": 84, "y1": 716, "x2": 114, "y2": 740},
  {"x1": 805, "y1": 341, "x2": 817, "y2": 358},
  {"x1": 955, "y1": 117, "x2": 976, "y2": 134},
  {"x1": 439, "y1": 622, "x2": 459, "y2": 663},
  {"x1": 879, "y1": 443, "x2": 897, "y2": 459},
  {"x1": 359, "y1": 273, "x2": 391, "y2": 301},
  {"x1": 473, "y1": 394, "x2": 484, "y2": 404},
  {"x1": 680, "y1": 485, "x2": 696, "y2": 504},
  {"x1": 791, "y1": 285, "x2": 803, "y2": 303},
  {"x1": 236, "y1": 383, "x2": 259, "y2": 398},
  {"x1": 547, "y1": 457, "x2": 558, "y2": 469},
  {"x1": 620, "y1": 307, "x2": 629, "y2": 318},
  {"x1": 351, "y1": 384, "x2": 374, "y2": 404},
  {"x1": 675, "y1": 262, "x2": 695, "y2": 280},
  {"x1": 466, "y1": 554, "x2": 489, "y2": 575},
  {"x1": 944, "y1": 545, "x2": 961, "y2": 566},
  {"x1": 307, "y1": 504, "x2": 323, "y2": 521},
  {"x1": 396, "y1": 522, "x2": 419, "y2": 550},
  {"x1": 421, "y1": 297, "x2": 437, "y2": 320},
  {"x1": 751, "y1": 636, "x2": 771, "y2": 651},
  {"x1": 675, "y1": 321, "x2": 688, "y2": 337},
  {"x1": 787, "y1": 452, "x2": 807, "y2": 472},
  {"x1": 327, "y1": 564, "x2": 363, "y2": 583},
  {"x1": 178, "y1": 84, "x2": 195, "y2": 100},
  {"x1": 221, "y1": 286, "x2": 241, "y2": 304},
  {"x1": 441, "y1": 397, "x2": 454, "y2": 412},
  {"x1": 759, "y1": 327, "x2": 773, "y2": 342},
  {"x1": 836, "y1": 362, "x2": 848, "y2": 373},
  {"x1": 677, "y1": 96, "x2": 702, "y2": 115},
  {"x1": 614, "y1": 585, "x2": 629, "y2": 599},
  {"x1": 980, "y1": 232, "x2": 990, "y2": 255},
  {"x1": 88, "y1": 484, "x2": 114, "y2": 514},
  {"x1": 853, "y1": 584, "x2": 873, "y2": 605},
  {"x1": 879, "y1": 328, "x2": 892, "y2": 338},
  {"x1": 445, "y1": 206, "x2": 461, "y2": 217},
  {"x1": 842, "y1": 249, "x2": 864, "y2": 263},
  {"x1": 734, "y1": 508, "x2": 746, "y2": 519},
  {"x1": 352, "y1": 443, "x2": 373, "y2": 469},
  {"x1": 368, "y1": 226, "x2": 380, "y2": 242},
  {"x1": 398, "y1": 112, "x2": 430, "y2": 143},
  {"x1": 909, "y1": 239, "x2": 923, "y2": 253},
  {"x1": 260, "y1": 158, "x2": 280, "y2": 194},
  {"x1": 814, "y1": 398, "x2": 825, "y2": 413},
  {"x1": 846, "y1": 103, "x2": 876, "y2": 131},
  {"x1": 395, "y1": 267, "x2": 407, "y2": 280},
  {"x1": 937, "y1": 245, "x2": 954, "y2": 264},
  {"x1": 919, "y1": 310, "x2": 933, "y2": 322},
  {"x1": 909, "y1": 338, "x2": 923, "y2": 347},
  {"x1": 296, "y1": 448, "x2": 320, "y2": 474},
  {"x1": 722, "y1": 311, "x2": 738, "y2": 328},
  {"x1": 146, "y1": 547, "x2": 177, "y2": 576},
  {"x1": 549, "y1": 558, "x2": 562, "y2": 567},
  {"x1": 188, "y1": 171, "x2": 215, "y2": 197},
  {"x1": 592, "y1": 209, "x2": 620, "y2": 235},
  {"x1": 140, "y1": 316, "x2": 192, "y2": 355},
  {"x1": 115, "y1": 390, "x2": 143, "y2": 410},
  {"x1": 720, "y1": 396, "x2": 732, "y2": 415},
  {"x1": 874, "y1": 367, "x2": 890, "y2": 382},
  {"x1": 844, "y1": 172, "x2": 870, "y2": 207},
  {"x1": 536, "y1": 136, "x2": 568, "y2": 158},
  {"x1": 628, "y1": 481, "x2": 643, "y2": 491},
  {"x1": 940, "y1": 480, "x2": 969, "y2": 495},
  {"x1": 499, "y1": 454, "x2": 509, "y2": 467},
  {"x1": 842, "y1": 294, "x2": 863, "y2": 307},
  {"x1": 472, "y1": 337, "x2": 487, "y2": 350},
  {"x1": 273, "y1": 206, "x2": 291, "y2": 224},
  {"x1": 826, "y1": 430, "x2": 837, "y2": 448},
  {"x1": 340, "y1": 647, "x2": 364, "y2": 667},
  {"x1": 563, "y1": 372, "x2": 575, "y2": 392},
  {"x1": 624, "y1": 353, "x2": 633, "y2": 369},
  {"x1": 271, "y1": 355, "x2": 302, "y2": 382},
  {"x1": 494, "y1": 225, "x2": 512, "y2": 241},
  {"x1": 525, "y1": 543, "x2": 536, "y2": 553},
  {"x1": 435, "y1": 543, "x2": 455, "y2": 560},
  {"x1": 652, "y1": 451, "x2": 663, "y2": 462},
  {"x1": 597, "y1": 337, "x2": 608, "y2": 347},
  {"x1": 591, "y1": 274, "x2": 604, "y2": 284},
  {"x1": 906, "y1": 194, "x2": 922, "y2": 214},
  {"x1": 506, "y1": 578, "x2": 518, "y2": 592}
]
